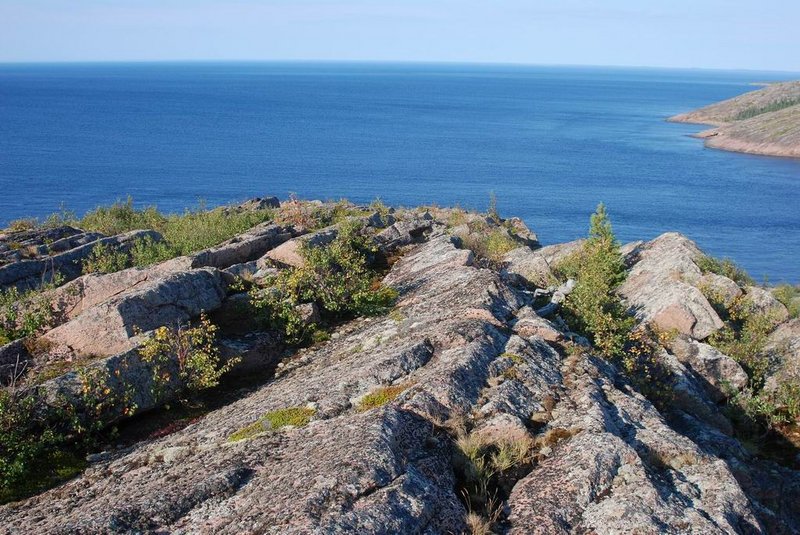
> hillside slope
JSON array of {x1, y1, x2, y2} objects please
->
[
  {"x1": 1, "y1": 198, "x2": 800, "y2": 533},
  {"x1": 669, "y1": 80, "x2": 800, "y2": 158}
]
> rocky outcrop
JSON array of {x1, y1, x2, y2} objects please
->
[
  {"x1": 3, "y1": 223, "x2": 799, "y2": 534},
  {"x1": 746, "y1": 285, "x2": 790, "y2": 324},
  {"x1": 2, "y1": 203, "x2": 799, "y2": 534},
  {"x1": 507, "y1": 354, "x2": 760, "y2": 533},
  {"x1": 161, "y1": 222, "x2": 299, "y2": 272},
  {"x1": 619, "y1": 232, "x2": 724, "y2": 339},
  {"x1": 0, "y1": 226, "x2": 102, "y2": 265},
  {"x1": 41, "y1": 268, "x2": 227, "y2": 356},
  {"x1": 0, "y1": 229, "x2": 161, "y2": 292},
  {"x1": 669, "y1": 335, "x2": 749, "y2": 402},
  {"x1": 501, "y1": 247, "x2": 555, "y2": 288}
]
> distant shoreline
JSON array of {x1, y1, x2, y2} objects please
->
[{"x1": 668, "y1": 81, "x2": 800, "y2": 159}]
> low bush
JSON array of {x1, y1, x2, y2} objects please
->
[
  {"x1": 250, "y1": 221, "x2": 398, "y2": 344},
  {"x1": 704, "y1": 288, "x2": 800, "y2": 431},
  {"x1": 7, "y1": 219, "x2": 37, "y2": 232},
  {"x1": 77, "y1": 197, "x2": 276, "y2": 269},
  {"x1": 707, "y1": 295, "x2": 777, "y2": 390},
  {"x1": 0, "y1": 283, "x2": 58, "y2": 345},
  {"x1": 695, "y1": 254, "x2": 754, "y2": 287},
  {"x1": 0, "y1": 385, "x2": 93, "y2": 503},
  {"x1": 82, "y1": 243, "x2": 130, "y2": 275},
  {"x1": 458, "y1": 221, "x2": 518, "y2": 266},
  {"x1": 453, "y1": 429, "x2": 533, "y2": 533},
  {"x1": 129, "y1": 235, "x2": 175, "y2": 267},
  {"x1": 138, "y1": 314, "x2": 237, "y2": 398},
  {"x1": 79, "y1": 197, "x2": 166, "y2": 236},
  {"x1": 772, "y1": 284, "x2": 800, "y2": 318}
]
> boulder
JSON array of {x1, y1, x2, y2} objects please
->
[
  {"x1": 374, "y1": 218, "x2": 433, "y2": 252},
  {"x1": 619, "y1": 233, "x2": 724, "y2": 339},
  {"x1": 219, "y1": 331, "x2": 284, "y2": 376},
  {"x1": 763, "y1": 318, "x2": 800, "y2": 392},
  {"x1": 657, "y1": 349, "x2": 734, "y2": 434},
  {"x1": 41, "y1": 268, "x2": 227, "y2": 356},
  {"x1": 263, "y1": 226, "x2": 339, "y2": 268},
  {"x1": 236, "y1": 196, "x2": 281, "y2": 211},
  {"x1": 512, "y1": 306, "x2": 564, "y2": 342},
  {"x1": 698, "y1": 272, "x2": 743, "y2": 308},
  {"x1": 669, "y1": 335, "x2": 749, "y2": 401},
  {"x1": 501, "y1": 247, "x2": 554, "y2": 288},
  {"x1": 504, "y1": 217, "x2": 539, "y2": 247},
  {"x1": 186, "y1": 223, "x2": 297, "y2": 271},
  {"x1": 745, "y1": 285, "x2": 790, "y2": 324},
  {"x1": 536, "y1": 239, "x2": 585, "y2": 267}
]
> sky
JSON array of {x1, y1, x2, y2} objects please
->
[{"x1": 1, "y1": 0, "x2": 799, "y2": 72}]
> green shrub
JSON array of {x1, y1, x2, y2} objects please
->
[
  {"x1": 707, "y1": 295, "x2": 777, "y2": 390},
  {"x1": 0, "y1": 390, "x2": 54, "y2": 490},
  {"x1": 77, "y1": 197, "x2": 276, "y2": 269},
  {"x1": 695, "y1": 255, "x2": 754, "y2": 287},
  {"x1": 731, "y1": 381, "x2": 800, "y2": 430},
  {"x1": 560, "y1": 204, "x2": 634, "y2": 359},
  {"x1": 138, "y1": 314, "x2": 236, "y2": 397},
  {"x1": 250, "y1": 221, "x2": 398, "y2": 344},
  {"x1": 79, "y1": 197, "x2": 166, "y2": 236},
  {"x1": 706, "y1": 292, "x2": 797, "y2": 431},
  {"x1": 82, "y1": 243, "x2": 131, "y2": 275},
  {"x1": 459, "y1": 226, "x2": 518, "y2": 265},
  {"x1": 157, "y1": 206, "x2": 274, "y2": 257},
  {"x1": 7, "y1": 219, "x2": 36, "y2": 232},
  {"x1": 772, "y1": 284, "x2": 800, "y2": 318},
  {"x1": 0, "y1": 284, "x2": 56, "y2": 344},
  {"x1": 129, "y1": 236, "x2": 175, "y2": 268}
]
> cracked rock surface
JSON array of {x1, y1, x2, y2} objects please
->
[{"x1": 2, "y1": 210, "x2": 800, "y2": 534}]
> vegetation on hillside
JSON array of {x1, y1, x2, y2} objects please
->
[
  {"x1": 0, "y1": 316, "x2": 230, "y2": 504},
  {"x1": 250, "y1": 220, "x2": 398, "y2": 344},
  {"x1": 734, "y1": 97, "x2": 800, "y2": 121}
]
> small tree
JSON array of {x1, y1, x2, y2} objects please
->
[{"x1": 562, "y1": 204, "x2": 633, "y2": 358}]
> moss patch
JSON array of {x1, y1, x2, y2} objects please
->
[
  {"x1": 227, "y1": 406, "x2": 316, "y2": 443},
  {"x1": 356, "y1": 385, "x2": 407, "y2": 412}
]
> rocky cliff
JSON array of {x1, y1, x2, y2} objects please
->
[
  {"x1": 1, "y1": 198, "x2": 799, "y2": 534},
  {"x1": 669, "y1": 80, "x2": 800, "y2": 158}
]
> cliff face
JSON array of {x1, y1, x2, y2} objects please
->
[
  {"x1": 1, "y1": 199, "x2": 799, "y2": 534},
  {"x1": 669, "y1": 80, "x2": 800, "y2": 158}
]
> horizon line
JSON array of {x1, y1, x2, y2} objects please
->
[{"x1": 0, "y1": 58, "x2": 798, "y2": 76}]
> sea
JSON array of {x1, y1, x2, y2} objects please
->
[{"x1": 1, "y1": 62, "x2": 799, "y2": 282}]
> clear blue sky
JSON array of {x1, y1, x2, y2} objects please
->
[{"x1": 1, "y1": 0, "x2": 799, "y2": 71}]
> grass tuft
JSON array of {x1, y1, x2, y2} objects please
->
[{"x1": 356, "y1": 385, "x2": 407, "y2": 412}]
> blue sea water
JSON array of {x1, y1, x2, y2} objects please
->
[{"x1": 1, "y1": 62, "x2": 799, "y2": 282}]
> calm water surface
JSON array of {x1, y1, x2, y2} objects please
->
[{"x1": 1, "y1": 63, "x2": 799, "y2": 281}]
